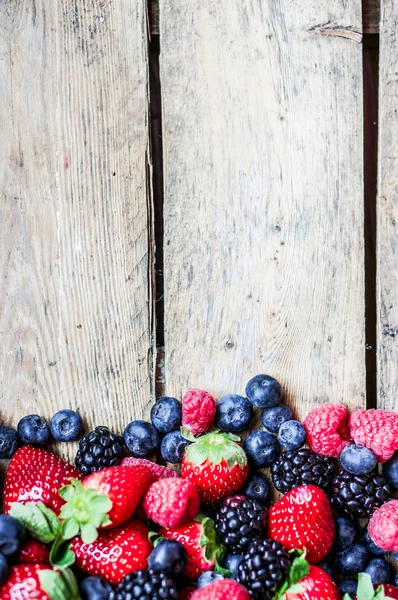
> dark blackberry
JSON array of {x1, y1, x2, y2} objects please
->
[
  {"x1": 214, "y1": 495, "x2": 266, "y2": 552},
  {"x1": 331, "y1": 468, "x2": 391, "y2": 518},
  {"x1": 237, "y1": 538, "x2": 290, "y2": 599},
  {"x1": 271, "y1": 448, "x2": 335, "y2": 493},
  {"x1": 109, "y1": 569, "x2": 178, "y2": 600},
  {"x1": 75, "y1": 426, "x2": 126, "y2": 475}
]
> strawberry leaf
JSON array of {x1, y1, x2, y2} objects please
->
[
  {"x1": 357, "y1": 573, "x2": 378, "y2": 600},
  {"x1": 50, "y1": 532, "x2": 75, "y2": 569},
  {"x1": 10, "y1": 502, "x2": 60, "y2": 544},
  {"x1": 180, "y1": 427, "x2": 197, "y2": 442},
  {"x1": 185, "y1": 431, "x2": 247, "y2": 468},
  {"x1": 80, "y1": 523, "x2": 99, "y2": 544},
  {"x1": 39, "y1": 567, "x2": 80, "y2": 600},
  {"x1": 61, "y1": 518, "x2": 80, "y2": 540},
  {"x1": 289, "y1": 556, "x2": 309, "y2": 585}
]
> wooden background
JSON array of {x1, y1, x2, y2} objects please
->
[{"x1": 0, "y1": 0, "x2": 395, "y2": 437}]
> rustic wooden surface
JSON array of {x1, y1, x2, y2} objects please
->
[
  {"x1": 377, "y1": 0, "x2": 398, "y2": 411},
  {"x1": 363, "y1": 0, "x2": 380, "y2": 34},
  {"x1": 0, "y1": 0, "x2": 153, "y2": 448},
  {"x1": 160, "y1": 0, "x2": 366, "y2": 416}
]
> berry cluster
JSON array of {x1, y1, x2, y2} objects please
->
[{"x1": 0, "y1": 374, "x2": 397, "y2": 600}]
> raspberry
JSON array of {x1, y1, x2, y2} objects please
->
[
  {"x1": 121, "y1": 457, "x2": 179, "y2": 479},
  {"x1": 368, "y1": 500, "x2": 398, "y2": 552},
  {"x1": 191, "y1": 579, "x2": 250, "y2": 600},
  {"x1": 182, "y1": 389, "x2": 216, "y2": 436},
  {"x1": 143, "y1": 478, "x2": 200, "y2": 528},
  {"x1": 349, "y1": 409, "x2": 398, "y2": 462},
  {"x1": 303, "y1": 403, "x2": 350, "y2": 457}
]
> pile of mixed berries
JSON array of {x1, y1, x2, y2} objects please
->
[{"x1": 0, "y1": 374, "x2": 397, "y2": 600}]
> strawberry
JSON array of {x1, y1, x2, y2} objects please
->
[
  {"x1": 181, "y1": 431, "x2": 248, "y2": 505},
  {"x1": 368, "y1": 499, "x2": 398, "y2": 552},
  {"x1": 268, "y1": 485, "x2": 335, "y2": 563},
  {"x1": 4, "y1": 446, "x2": 82, "y2": 515},
  {"x1": 143, "y1": 478, "x2": 200, "y2": 528},
  {"x1": 191, "y1": 579, "x2": 250, "y2": 600},
  {"x1": 351, "y1": 573, "x2": 398, "y2": 600},
  {"x1": 182, "y1": 389, "x2": 216, "y2": 436},
  {"x1": 283, "y1": 565, "x2": 340, "y2": 600},
  {"x1": 121, "y1": 457, "x2": 179, "y2": 479},
  {"x1": 303, "y1": 403, "x2": 351, "y2": 457},
  {"x1": 71, "y1": 519, "x2": 152, "y2": 585},
  {"x1": 349, "y1": 409, "x2": 398, "y2": 462},
  {"x1": 179, "y1": 586, "x2": 196, "y2": 600},
  {"x1": 159, "y1": 515, "x2": 226, "y2": 579},
  {"x1": 0, "y1": 564, "x2": 80, "y2": 600},
  {"x1": 16, "y1": 540, "x2": 50, "y2": 565}
]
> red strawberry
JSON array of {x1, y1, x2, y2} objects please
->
[
  {"x1": 349, "y1": 409, "x2": 398, "y2": 462},
  {"x1": 191, "y1": 579, "x2": 250, "y2": 600},
  {"x1": 0, "y1": 564, "x2": 79, "y2": 600},
  {"x1": 16, "y1": 540, "x2": 50, "y2": 565},
  {"x1": 283, "y1": 565, "x2": 340, "y2": 600},
  {"x1": 182, "y1": 389, "x2": 216, "y2": 435},
  {"x1": 4, "y1": 446, "x2": 82, "y2": 515},
  {"x1": 181, "y1": 431, "x2": 248, "y2": 505},
  {"x1": 303, "y1": 404, "x2": 350, "y2": 457},
  {"x1": 160, "y1": 515, "x2": 226, "y2": 579},
  {"x1": 377, "y1": 585, "x2": 398, "y2": 599},
  {"x1": 368, "y1": 499, "x2": 398, "y2": 552},
  {"x1": 143, "y1": 478, "x2": 200, "y2": 528},
  {"x1": 268, "y1": 485, "x2": 335, "y2": 563},
  {"x1": 71, "y1": 519, "x2": 152, "y2": 585},
  {"x1": 353, "y1": 573, "x2": 398, "y2": 599},
  {"x1": 121, "y1": 457, "x2": 179, "y2": 479}
]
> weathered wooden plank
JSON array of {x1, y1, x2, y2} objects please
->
[
  {"x1": 0, "y1": 0, "x2": 153, "y2": 444},
  {"x1": 377, "y1": 0, "x2": 398, "y2": 410},
  {"x1": 160, "y1": 0, "x2": 365, "y2": 416},
  {"x1": 363, "y1": 0, "x2": 380, "y2": 34}
]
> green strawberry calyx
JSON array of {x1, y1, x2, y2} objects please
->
[
  {"x1": 39, "y1": 566, "x2": 82, "y2": 600},
  {"x1": 343, "y1": 573, "x2": 396, "y2": 600},
  {"x1": 276, "y1": 552, "x2": 309, "y2": 599},
  {"x1": 194, "y1": 513, "x2": 228, "y2": 574},
  {"x1": 184, "y1": 431, "x2": 247, "y2": 469},
  {"x1": 10, "y1": 501, "x2": 61, "y2": 544}
]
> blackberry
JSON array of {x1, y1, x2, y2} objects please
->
[
  {"x1": 75, "y1": 426, "x2": 126, "y2": 475},
  {"x1": 215, "y1": 495, "x2": 266, "y2": 552},
  {"x1": 237, "y1": 538, "x2": 290, "y2": 599},
  {"x1": 331, "y1": 468, "x2": 391, "y2": 518},
  {"x1": 110, "y1": 569, "x2": 178, "y2": 600},
  {"x1": 271, "y1": 448, "x2": 335, "y2": 493}
]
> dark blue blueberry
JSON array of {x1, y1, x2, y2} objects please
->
[
  {"x1": 340, "y1": 444, "x2": 377, "y2": 475},
  {"x1": 362, "y1": 528, "x2": 385, "y2": 556},
  {"x1": 0, "y1": 515, "x2": 26, "y2": 557},
  {"x1": 17, "y1": 414, "x2": 50, "y2": 447},
  {"x1": 392, "y1": 552, "x2": 398, "y2": 562},
  {"x1": 317, "y1": 558, "x2": 334, "y2": 579},
  {"x1": 0, "y1": 554, "x2": 8, "y2": 586},
  {"x1": 337, "y1": 580, "x2": 358, "y2": 599},
  {"x1": 241, "y1": 473, "x2": 270, "y2": 506},
  {"x1": 243, "y1": 431, "x2": 279, "y2": 468},
  {"x1": 393, "y1": 573, "x2": 398, "y2": 588},
  {"x1": 245, "y1": 374, "x2": 282, "y2": 408},
  {"x1": 197, "y1": 571, "x2": 224, "y2": 588},
  {"x1": 334, "y1": 517, "x2": 357, "y2": 551},
  {"x1": 261, "y1": 404, "x2": 292, "y2": 433},
  {"x1": 150, "y1": 397, "x2": 182, "y2": 434},
  {"x1": 160, "y1": 431, "x2": 190, "y2": 464},
  {"x1": 383, "y1": 451, "x2": 398, "y2": 489},
  {"x1": 335, "y1": 543, "x2": 369, "y2": 576},
  {"x1": 364, "y1": 558, "x2": 391, "y2": 586},
  {"x1": 0, "y1": 426, "x2": 19, "y2": 458},
  {"x1": 224, "y1": 554, "x2": 243, "y2": 580},
  {"x1": 123, "y1": 420, "x2": 159, "y2": 457},
  {"x1": 50, "y1": 409, "x2": 83, "y2": 442},
  {"x1": 277, "y1": 420, "x2": 306, "y2": 450},
  {"x1": 148, "y1": 539, "x2": 187, "y2": 575},
  {"x1": 215, "y1": 395, "x2": 253, "y2": 433},
  {"x1": 80, "y1": 576, "x2": 113, "y2": 600}
]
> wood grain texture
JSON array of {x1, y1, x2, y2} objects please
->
[
  {"x1": 362, "y1": 0, "x2": 380, "y2": 34},
  {"x1": 160, "y1": 0, "x2": 366, "y2": 417},
  {"x1": 377, "y1": 0, "x2": 398, "y2": 410},
  {"x1": 0, "y1": 0, "x2": 154, "y2": 448}
]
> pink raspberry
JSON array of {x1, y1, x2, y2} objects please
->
[
  {"x1": 191, "y1": 579, "x2": 250, "y2": 600},
  {"x1": 182, "y1": 388, "x2": 216, "y2": 436},
  {"x1": 303, "y1": 403, "x2": 350, "y2": 457},
  {"x1": 122, "y1": 457, "x2": 179, "y2": 479},
  {"x1": 143, "y1": 477, "x2": 200, "y2": 528},
  {"x1": 368, "y1": 499, "x2": 398, "y2": 552},
  {"x1": 349, "y1": 409, "x2": 398, "y2": 462}
]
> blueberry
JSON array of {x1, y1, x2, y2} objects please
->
[
  {"x1": 340, "y1": 444, "x2": 377, "y2": 475},
  {"x1": 50, "y1": 410, "x2": 83, "y2": 442},
  {"x1": 334, "y1": 517, "x2": 357, "y2": 551},
  {"x1": 241, "y1": 473, "x2": 270, "y2": 506},
  {"x1": 0, "y1": 554, "x2": 8, "y2": 586},
  {"x1": 362, "y1": 527, "x2": 385, "y2": 556},
  {"x1": 261, "y1": 404, "x2": 292, "y2": 433},
  {"x1": 317, "y1": 558, "x2": 334, "y2": 579},
  {"x1": 160, "y1": 431, "x2": 190, "y2": 464},
  {"x1": 215, "y1": 395, "x2": 253, "y2": 433},
  {"x1": 364, "y1": 558, "x2": 391, "y2": 586},
  {"x1": 0, "y1": 426, "x2": 19, "y2": 458},
  {"x1": 393, "y1": 573, "x2": 398, "y2": 588},
  {"x1": 245, "y1": 374, "x2": 282, "y2": 408},
  {"x1": 337, "y1": 580, "x2": 358, "y2": 599},
  {"x1": 151, "y1": 397, "x2": 182, "y2": 434},
  {"x1": 224, "y1": 554, "x2": 243, "y2": 580},
  {"x1": 80, "y1": 576, "x2": 113, "y2": 600},
  {"x1": 383, "y1": 451, "x2": 398, "y2": 489},
  {"x1": 244, "y1": 431, "x2": 279, "y2": 467},
  {"x1": 335, "y1": 543, "x2": 369, "y2": 576},
  {"x1": 392, "y1": 552, "x2": 398, "y2": 562},
  {"x1": 123, "y1": 420, "x2": 159, "y2": 457},
  {"x1": 17, "y1": 415, "x2": 50, "y2": 447},
  {"x1": 0, "y1": 515, "x2": 26, "y2": 557},
  {"x1": 148, "y1": 539, "x2": 187, "y2": 576},
  {"x1": 277, "y1": 420, "x2": 306, "y2": 450},
  {"x1": 197, "y1": 571, "x2": 224, "y2": 588}
]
